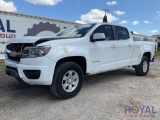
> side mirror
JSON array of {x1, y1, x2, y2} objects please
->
[{"x1": 91, "y1": 33, "x2": 106, "y2": 42}]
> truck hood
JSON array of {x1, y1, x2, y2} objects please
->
[{"x1": 7, "y1": 36, "x2": 76, "y2": 44}]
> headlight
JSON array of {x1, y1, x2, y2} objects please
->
[{"x1": 21, "y1": 46, "x2": 51, "y2": 58}]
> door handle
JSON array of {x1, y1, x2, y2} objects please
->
[
  {"x1": 111, "y1": 45, "x2": 116, "y2": 48},
  {"x1": 128, "y1": 44, "x2": 132, "y2": 47}
]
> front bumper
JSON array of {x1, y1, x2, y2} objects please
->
[{"x1": 5, "y1": 57, "x2": 56, "y2": 85}]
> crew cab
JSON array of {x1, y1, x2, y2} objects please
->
[{"x1": 5, "y1": 23, "x2": 155, "y2": 99}]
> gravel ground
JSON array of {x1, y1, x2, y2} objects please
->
[{"x1": 0, "y1": 57, "x2": 160, "y2": 120}]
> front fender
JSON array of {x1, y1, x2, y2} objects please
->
[{"x1": 46, "y1": 43, "x2": 91, "y2": 73}]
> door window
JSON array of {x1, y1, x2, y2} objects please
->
[
  {"x1": 93, "y1": 25, "x2": 114, "y2": 40},
  {"x1": 115, "y1": 26, "x2": 129, "y2": 40}
]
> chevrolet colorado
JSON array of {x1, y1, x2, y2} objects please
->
[{"x1": 5, "y1": 23, "x2": 155, "y2": 99}]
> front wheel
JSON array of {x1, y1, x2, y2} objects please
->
[
  {"x1": 50, "y1": 62, "x2": 84, "y2": 99},
  {"x1": 135, "y1": 56, "x2": 149, "y2": 76}
]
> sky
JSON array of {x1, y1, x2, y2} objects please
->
[{"x1": 0, "y1": 0, "x2": 160, "y2": 35}]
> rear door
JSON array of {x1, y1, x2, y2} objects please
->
[{"x1": 115, "y1": 26, "x2": 134, "y2": 67}]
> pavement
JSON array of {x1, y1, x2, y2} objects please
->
[{"x1": 0, "y1": 57, "x2": 160, "y2": 120}]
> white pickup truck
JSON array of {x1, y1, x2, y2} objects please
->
[{"x1": 5, "y1": 23, "x2": 155, "y2": 99}]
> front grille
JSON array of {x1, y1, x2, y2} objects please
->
[
  {"x1": 6, "y1": 43, "x2": 34, "y2": 62},
  {"x1": 7, "y1": 44, "x2": 23, "y2": 52},
  {"x1": 6, "y1": 44, "x2": 24, "y2": 62},
  {"x1": 8, "y1": 55, "x2": 20, "y2": 62}
]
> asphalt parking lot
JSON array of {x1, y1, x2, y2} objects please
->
[{"x1": 0, "y1": 57, "x2": 160, "y2": 120}]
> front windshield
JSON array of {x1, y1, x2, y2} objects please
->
[{"x1": 55, "y1": 24, "x2": 95, "y2": 38}]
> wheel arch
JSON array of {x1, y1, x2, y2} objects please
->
[
  {"x1": 55, "y1": 56, "x2": 87, "y2": 75},
  {"x1": 143, "y1": 52, "x2": 151, "y2": 62}
]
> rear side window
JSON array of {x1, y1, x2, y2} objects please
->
[
  {"x1": 115, "y1": 26, "x2": 129, "y2": 40},
  {"x1": 93, "y1": 25, "x2": 114, "y2": 40}
]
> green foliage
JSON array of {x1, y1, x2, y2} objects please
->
[
  {"x1": 155, "y1": 51, "x2": 160, "y2": 56},
  {"x1": 103, "y1": 15, "x2": 108, "y2": 22}
]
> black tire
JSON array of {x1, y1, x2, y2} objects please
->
[
  {"x1": 50, "y1": 62, "x2": 84, "y2": 99},
  {"x1": 135, "y1": 56, "x2": 149, "y2": 76}
]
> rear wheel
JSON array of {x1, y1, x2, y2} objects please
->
[
  {"x1": 135, "y1": 56, "x2": 149, "y2": 76},
  {"x1": 50, "y1": 62, "x2": 84, "y2": 99}
]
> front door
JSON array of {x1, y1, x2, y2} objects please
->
[{"x1": 89, "y1": 25, "x2": 118, "y2": 73}]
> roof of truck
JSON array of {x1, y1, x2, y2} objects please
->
[{"x1": 94, "y1": 22, "x2": 131, "y2": 28}]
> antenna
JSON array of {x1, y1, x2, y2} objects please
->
[{"x1": 103, "y1": 9, "x2": 109, "y2": 15}]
